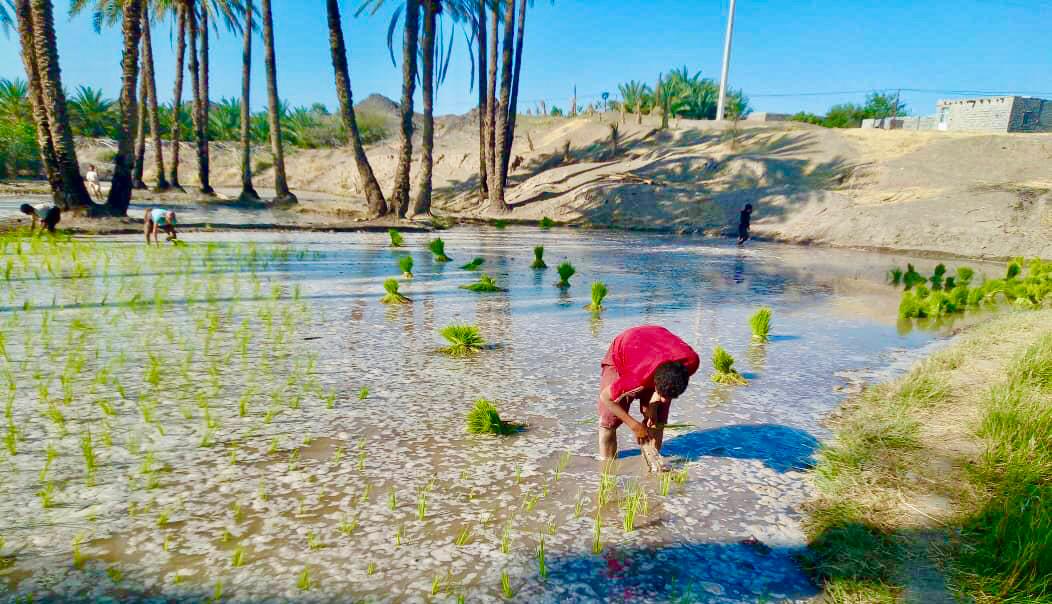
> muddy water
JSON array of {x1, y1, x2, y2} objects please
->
[{"x1": 0, "y1": 228, "x2": 997, "y2": 603}]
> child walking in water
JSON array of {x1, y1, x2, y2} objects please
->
[{"x1": 144, "y1": 208, "x2": 178, "y2": 245}]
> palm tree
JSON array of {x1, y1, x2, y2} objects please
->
[
  {"x1": 389, "y1": 0, "x2": 419, "y2": 217},
  {"x1": 167, "y1": 1, "x2": 186, "y2": 189},
  {"x1": 185, "y1": 0, "x2": 211, "y2": 194},
  {"x1": 410, "y1": 0, "x2": 438, "y2": 217},
  {"x1": 98, "y1": 0, "x2": 143, "y2": 216},
  {"x1": 501, "y1": 0, "x2": 526, "y2": 180},
  {"x1": 0, "y1": 1, "x2": 13, "y2": 33},
  {"x1": 132, "y1": 63, "x2": 147, "y2": 188},
  {"x1": 237, "y1": 0, "x2": 259, "y2": 202},
  {"x1": 21, "y1": 0, "x2": 93, "y2": 208},
  {"x1": 140, "y1": 0, "x2": 168, "y2": 190},
  {"x1": 488, "y1": 0, "x2": 513, "y2": 213},
  {"x1": 11, "y1": 1, "x2": 66, "y2": 204},
  {"x1": 259, "y1": 0, "x2": 294, "y2": 204},
  {"x1": 326, "y1": 0, "x2": 385, "y2": 216},
  {"x1": 208, "y1": 97, "x2": 239, "y2": 140},
  {"x1": 475, "y1": 0, "x2": 486, "y2": 198},
  {"x1": 618, "y1": 80, "x2": 649, "y2": 124}
]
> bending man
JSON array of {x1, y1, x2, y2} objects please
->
[
  {"x1": 144, "y1": 208, "x2": 178, "y2": 245},
  {"x1": 597, "y1": 325, "x2": 699, "y2": 467},
  {"x1": 20, "y1": 202, "x2": 61, "y2": 234}
]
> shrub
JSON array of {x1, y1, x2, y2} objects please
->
[
  {"x1": 380, "y1": 278, "x2": 410, "y2": 304},
  {"x1": 750, "y1": 307, "x2": 772, "y2": 341},
  {"x1": 440, "y1": 324, "x2": 485, "y2": 357},
  {"x1": 586, "y1": 281, "x2": 607, "y2": 312},
  {"x1": 539, "y1": 217, "x2": 555, "y2": 229},
  {"x1": 711, "y1": 346, "x2": 747, "y2": 385},
  {"x1": 428, "y1": 238, "x2": 451, "y2": 262},
  {"x1": 388, "y1": 229, "x2": 403, "y2": 247},
  {"x1": 398, "y1": 255, "x2": 413, "y2": 279},
  {"x1": 556, "y1": 261, "x2": 575, "y2": 288},
  {"x1": 531, "y1": 246, "x2": 547, "y2": 269},
  {"x1": 460, "y1": 273, "x2": 504, "y2": 292},
  {"x1": 460, "y1": 257, "x2": 484, "y2": 271},
  {"x1": 466, "y1": 399, "x2": 519, "y2": 435}
]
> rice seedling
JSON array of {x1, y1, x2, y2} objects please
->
[
  {"x1": 1007, "y1": 260, "x2": 1022, "y2": 279},
  {"x1": 537, "y1": 538, "x2": 548, "y2": 579},
  {"x1": 380, "y1": 278, "x2": 411, "y2": 304},
  {"x1": 38, "y1": 481, "x2": 55, "y2": 508},
  {"x1": 531, "y1": 246, "x2": 548, "y2": 269},
  {"x1": 586, "y1": 281, "x2": 607, "y2": 312},
  {"x1": 3, "y1": 421, "x2": 16, "y2": 456},
  {"x1": 359, "y1": 387, "x2": 369, "y2": 400},
  {"x1": 501, "y1": 570, "x2": 514, "y2": 598},
  {"x1": 554, "y1": 451, "x2": 571, "y2": 481},
  {"x1": 71, "y1": 533, "x2": 87, "y2": 569},
  {"x1": 556, "y1": 261, "x2": 575, "y2": 288},
  {"x1": 80, "y1": 431, "x2": 97, "y2": 484},
  {"x1": 297, "y1": 568, "x2": 312, "y2": 591},
  {"x1": 750, "y1": 307, "x2": 772, "y2": 342},
  {"x1": 454, "y1": 526, "x2": 472, "y2": 546},
  {"x1": 672, "y1": 468, "x2": 689, "y2": 484},
  {"x1": 621, "y1": 482, "x2": 645, "y2": 532},
  {"x1": 432, "y1": 576, "x2": 441, "y2": 596},
  {"x1": 367, "y1": 562, "x2": 376, "y2": 575},
  {"x1": 388, "y1": 229, "x2": 403, "y2": 247},
  {"x1": 232, "y1": 502, "x2": 245, "y2": 524},
  {"x1": 902, "y1": 264, "x2": 926, "y2": 290},
  {"x1": 358, "y1": 449, "x2": 367, "y2": 471},
  {"x1": 575, "y1": 491, "x2": 585, "y2": 518},
  {"x1": 539, "y1": 216, "x2": 555, "y2": 229},
  {"x1": 338, "y1": 514, "x2": 358, "y2": 536},
  {"x1": 428, "y1": 238, "x2": 451, "y2": 262},
  {"x1": 417, "y1": 491, "x2": 428, "y2": 520},
  {"x1": 711, "y1": 346, "x2": 747, "y2": 385},
  {"x1": 460, "y1": 257, "x2": 485, "y2": 270},
  {"x1": 887, "y1": 267, "x2": 903, "y2": 285},
  {"x1": 106, "y1": 565, "x2": 123, "y2": 584},
  {"x1": 659, "y1": 471, "x2": 673, "y2": 496},
  {"x1": 440, "y1": 323, "x2": 485, "y2": 356},
  {"x1": 231, "y1": 546, "x2": 246, "y2": 568},
  {"x1": 522, "y1": 492, "x2": 540, "y2": 513},
  {"x1": 591, "y1": 513, "x2": 603, "y2": 554},
  {"x1": 307, "y1": 530, "x2": 323, "y2": 550},
  {"x1": 460, "y1": 273, "x2": 505, "y2": 292},
  {"x1": 466, "y1": 399, "x2": 520, "y2": 435},
  {"x1": 395, "y1": 524, "x2": 405, "y2": 546},
  {"x1": 500, "y1": 524, "x2": 512, "y2": 553},
  {"x1": 388, "y1": 489, "x2": 397, "y2": 510},
  {"x1": 398, "y1": 255, "x2": 414, "y2": 279}
]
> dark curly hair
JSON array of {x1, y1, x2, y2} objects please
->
[{"x1": 653, "y1": 361, "x2": 690, "y2": 399}]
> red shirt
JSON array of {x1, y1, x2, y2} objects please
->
[{"x1": 602, "y1": 326, "x2": 700, "y2": 402}]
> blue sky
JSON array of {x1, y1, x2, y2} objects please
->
[{"x1": 2, "y1": 0, "x2": 1051, "y2": 118}]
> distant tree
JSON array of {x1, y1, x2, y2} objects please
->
[
  {"x1": 863, "y1": 92, "x2": 908, "y2": 119},
  {"x1": 549, "y1": 105, "x2": 563, "y2": 117},
  {"x1": 617, "y1": 80, "x2": 650, "y2": 124},
  {"x1": 823, "y1": 103, "x2": 865, "y2": 128},
  {"x1": 67, "y1": 86, "x2": 115, "y2": 137}
]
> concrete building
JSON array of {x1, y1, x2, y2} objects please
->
[
  {"x1": 862, "y1": 96, "x2": 1052, "y2": 132},
  {"x1": 745, "y1": 112, "x2": 791, "y2": 123}
]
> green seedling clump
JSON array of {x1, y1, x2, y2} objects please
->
[
  {"x1": 398, "y1": 255, "x2": 414, "y2": 279},
  {"x1": 556, "y1": 261, "x2": 575, "y2": 288},
  {"x1": 750, "y1": 307, "x2": 772, "y2": 342},
  {"x1": 461, "y1": 273, "x2": 505, "y2": 293},
  {"x1": 539, "y1": 216, "x2": 555, "y2": 229},
  {"x1": 466, "y1": 399, "x2": 520, "y2": 435},
  {"x1": 358, "y1": 387, "x2": 369, "y2": 400},
  {"x1": 586, "y1": 281, "x2": 607, "y2": 312},
  {"x1": 460, "y1": 257, "x2": 485, "y2": 271},
  {"x1": 493, "y1": 219, "x2": 508, "y2": 229},
  {"x1": 957, "y1": 266, "x2": 975, "y2": 286},
  {"x1": 440, "y1": 324, "x2": 485, "y2": 357},
  {"x1": 428, "y1": 238, "x2": 451, "y2": 262},
  {"x1": 888, "y1": 267, "x2": 903, "y2": 285},
  {"x1": 711, "y1": 346, "x2": 747, "y2": 385},
  {"x1": 902, "y1": 264, "x2": 926, "y2": 290},
  {"x1": 930, "y1": 263, "x2": 948, "y2": 290},
  {"x1": 388, "y1": 228, "x2": 404, "y2": 247},
  {"x1": 531, "y1": 246, "x2": 547, "y2": 269},
  {"x1": 380, "y1": 278, "x2": 411, "y2": 304}
]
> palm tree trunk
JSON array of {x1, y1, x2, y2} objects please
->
[
  {"x1": 132, "y1": 65, "x2": 147, "y2": 189},
  {"x1": 27, "y1": 0, "x2": 92, "y2": 209},
  {"x1": 485, "y1": 1, "x2": 497, "y2": 197},
  {"x1": 389, "y1": 0, "x2": 419, "y2": 218},
  {"x1": 260, "y1": 0, "x2": 295, "y2": 204},
  {"x1": 411, "y1": 0, "x2": 437, "y2": 217},
  {"x1": 100, "y1": 0, "x2": 143, "y2": 217},
  {"x1": 141, "y1": 2, "x2": 168, "y2": 191},
  {"x1": 168, "y1": 4, "x2": 186, "y2": 189},
  {"x1": 13, "y1": 0, "x2": 63, "y2": 205},
  {"x1": 238, "y1": 0, "x2": 259, "y2": 203},
  {"x1": 188, "y1": 1, "x2": 205, "y2": 193},
  {"x1": 325, "y1": 0, "x2": 385, "y2": 217},
  {"x1": 197, "y1": 4, "x2": 212, "y2": 194},
  {"x1": 501, "y1": 0, "x2": 526, "y2": 183},
  {"x1": 489, "y1": 0, "x2": 514, "y2": 213},
  {"x1": 476, "y1": 0, "x2": 487, "y2": 199}
]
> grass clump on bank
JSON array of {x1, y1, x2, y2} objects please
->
[
  {"x1": 460, "y1": 273, "x2": 505, "y2": 292},
  {"x1": 539, "y1": 217, "x2": 555, "y2": 229},
  {"x1": 380, "y1": 278, "x2": 410, "y2": 304},
  {"x1": 398, "y1": 256, "x2": 413, "y2": 279},
  {"x1": 555, "y1": 261, "x2": 575, "y2": 288},
  {"x1": 749, "y1": 307, "x2": 771, "y2": 341},
  {"x1": 711, "y1": 346, "x2": 747, "y2": 385},
  {"x1": 439, "y1": 324, "x2": 485, "y2": 357},
  {"x1": 428, "y1": 238, "x2": 451, "y2": 262},
  {"x1": 531, "y1": 246, "x2": 547, "y2": 269},
  {"x1": 465, "y1": 399, "x2": 521, "y2": 435},
  {"x1": 586, "y1": 281, "x2": 607, "y2": 312}
]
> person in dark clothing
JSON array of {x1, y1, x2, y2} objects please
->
[
  {"x1": 737, "y1": 203, "x2": 753, "y2": 245},
  {"x1": 20, "y1": 203, "x2": 61, "y2": 234}
]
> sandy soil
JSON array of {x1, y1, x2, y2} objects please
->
[{"x1": 4, "y1": 107, "x2": 1051, "y2": 259}]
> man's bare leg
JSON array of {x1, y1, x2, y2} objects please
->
[{"x1": 599, "y1": 426, "x2": 618, "y2": 460}]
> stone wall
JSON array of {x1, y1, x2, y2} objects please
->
[
  {"x1": 1007, "y1": 97, "x2": 1052, "y2": 132},
  {"x1": 936, "y1": 97, "x2": 1016, "y2": 132},
  {"x1": 861, "y1": 116, "x2": 938, "y2": 131}
]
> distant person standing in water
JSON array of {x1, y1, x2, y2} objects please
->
[
  {"x1": 20, "y1": 202, "x2": 61, "y2": 234},
  {"x1": 144, "y1": 208, "x2": 178, "y2": 245},
  {"x1": 737, "y1": 203, "x2": 753, "y2": 245},
  {"x1": 85, "y1": 165, "x2": 102, "y2": 201}
]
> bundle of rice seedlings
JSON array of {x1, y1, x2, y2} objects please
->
[
  {"x1": 930, "y1": 263, "x2": 947, "y2": 290},
  {"x1": 944, "y1": 276, "x2": 956, "y2": 290},
  {"x1": 388, "y1": 229, "x2": 403, "y2": 247},
  {"x1": 428, "y1": 238, "x2": 451, "y2": 262},
  {"x1": 493, "y1": 219, "x2": 508, "y2": 229},
  {"x1": 556, "y1": 261, "x2": 575, "y2": 288},
  {"x1": 888, "y1": 267, "x2": 903, "y2": 285},
  {"x1": 466, "y1": 399, "x2": 518, "y2": 435},
  {"x1": 926, "y1": 291, "x2": 957, "y2": 317},
  {"x1": 711, "y1": 346, "x2": 747, "y2": 385},
  {"x1": 440, "y1": 324, "x2": 485, "y2": 357},
  {"x1": 539, "y1": 217, "x2": 555, "y2": 229},
  {"x1": 398, "y1": 255, "x2": 414, "y2": 279},
  {"x1": 949, "y1": 285, "x2": 970, "y2": 307},
  {"x1": 531, "y1": 246, "x2": 547, "y2": 269},
  {"x1": 749, "y1": 307, "x2": 772, "y2": 341},
  {"x1": 903, "y1": 264, "x2": 926, "y2": 290},
  {"x1": 460, "y1": 257, "x2": 485, "y2": 271},
  {"x1": 585, "y1": 281, "x2": 607, "y2": 312},
  {"x1": 460, "y1": 273, "x2": 505, "y2": 292},
  {"x1": 956, "y1": 266, "x2": 975, "y2": 286},
  {"x1": 898, "y1": 291, "x2": 927, "y2": 319},
  {"x1": 1006, "y1": 260, "x2": 1022, "y2": 280},
  {"x1": 380, "y1": 278, "x2": 410, "y2": 304}
]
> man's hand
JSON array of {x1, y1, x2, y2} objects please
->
[{"x1": 629, "y1": 419, "x2": 653, "y2": 445}]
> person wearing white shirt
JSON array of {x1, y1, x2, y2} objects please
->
[{"x1": 85, "y1": 164, "x2": 102, "y2": 201}]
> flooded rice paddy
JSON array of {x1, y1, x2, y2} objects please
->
[{"x1": 0, "y1": 227, "x2": 997, "y2": 603}]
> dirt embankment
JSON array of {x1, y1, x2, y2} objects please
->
[{"x1": 7, "y1": 109, "x2": 1051, "y2": 258}]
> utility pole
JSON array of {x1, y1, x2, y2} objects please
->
[{"x1": 715, "y1": 0, "x2": 737, "y2": 122}]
